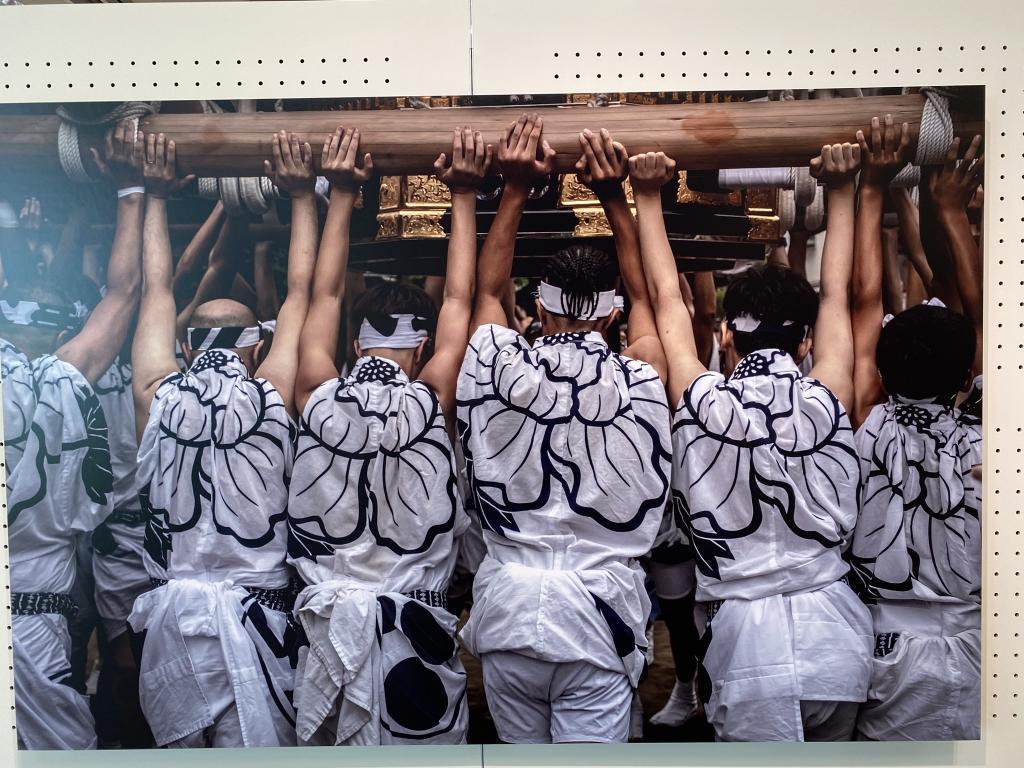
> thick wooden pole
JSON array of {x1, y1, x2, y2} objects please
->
[{"x1": 0, "y1": 94, "x2": 983, "y2": 178}]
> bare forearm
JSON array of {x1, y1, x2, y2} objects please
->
[
  {"x1": 287, "y1": 195, "x2": 319, "y2": 295},
  {"x1": 52, "y1": 206, "x2": 87, "y2": 278},
  {"x1": 602, "y1": 194, "x2": 644, "y2": 303},
  {"x1": 253, "y1": 242, "x2": 281, "y2": 320},
  {"x1": 853, "y1": 186, "x2": 885, "y2": 311},
  {"x1": 938, "y1": 207, "x2": 982, "y2": 326},
  {"x1": 443, "y1": 193, "x2": 477, "y2": 305},
  {"x1": 312, "y1": 190, "x2": 355, "y2": 303},
  {"x1": 881, "y1": 228, "x2": 903, "y2": 315},
  {"x1": 143, "y1": 198, "x2": 174, "y2": 288},
  {"x1": 788, "y1": 230, "x2": 809, "y2": 277},
  {"x1": 819, "y1": 184, "x2": 856, "y2": 302},
  {"x1": 105, "y1": 195, "x2": 145, "y2": 299},
  {"x1": 477, "y1": 184, "x2": 528, "y2": 300},
  {"x1": 174, "y1": 202, "x2": 224, "y2": 281}
]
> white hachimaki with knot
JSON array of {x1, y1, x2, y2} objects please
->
[{"x1": 357, "y1": 313, "x2": 431, "y2": 350}]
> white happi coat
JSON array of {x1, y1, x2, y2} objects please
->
[
  {"x1": 456, "y1": 326, "x2": 672, "y2": 688},
  {"x1": 849, "y1": 383, "x2": 982, "y2": 741},
  {"x1": 128, "y1": 349, "x2": 301, "y2": 747},
  {"x1": 3, "y1": 339, "x2": 113, "y2": 749},
  {"x1": 672, "y1": 349, "x2": 872, "y2": 741},
  {"x1": 91, "y1": 360, "x2": 154, "y2": 639},
  {"x1": 288, "y1": 356, "x2": 469, "y2": 745}
]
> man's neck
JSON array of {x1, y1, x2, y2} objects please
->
[{"x1": 361, "y1": 347, "x2": 417, "y2": 378}]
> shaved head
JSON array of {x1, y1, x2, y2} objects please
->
[
  {"x1": 182, "y1": 299, "x2": 263, "y2": 374},
  {"x1": 188, "y1": 299, "x2": 258, "y2": 330}
]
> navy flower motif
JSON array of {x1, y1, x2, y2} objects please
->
[
  {"x1": 672, "y1": 349, "x2": 860, "y2": 585},
  {"x1": 288, "y1": 357, "x2": 458, "y2": 564},
  {"x1": 139, "y1": 350, "x2": 292, "y2": 550},
  {"x1": 457, "y1": 329, "x2": 671, "y2": 536},
  {"x1": 849, "y1": 399, "x2": 981, "y2": 603}
]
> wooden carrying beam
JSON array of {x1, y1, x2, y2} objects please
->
[{"x1": 0, "y1": 94, "x2": 982, "y2": 178}]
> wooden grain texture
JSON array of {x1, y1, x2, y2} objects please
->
[{"x1": 0, "y1": 95, "x2": 983, "y2": 177}]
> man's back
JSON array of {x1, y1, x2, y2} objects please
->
[
  {"x1": 673, "y1": 348, "x2": 859, "y2": 601},
  {"x1": 138, "y1": 348, "x2": 294, "y2": 587},
  {"x1": 456, "y1": 324, "x2": 672, "y2": 688},
  {"x1": 458, "y1": 325, "x2": 672, "y2": 568},
  {"x1": 850, "y1": 392, "x2": 982, "y2": 607},
  {"x1": 3, "y1": 340, "x2": 113, "y2": 594},
  {"x1": 288, "y1": 355, "x2": 466, "y2": 593}
]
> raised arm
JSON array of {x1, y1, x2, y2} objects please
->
[
  {"x1": 629, "y1": 151, "x2": 705, "y2": 407},
  {"x1": 787, "y1": 229, "x2": 810, "y2": 278},
  {"x1": 807, "y1": 142, "x2": 862, "y2": 415},
  {"x1": 851, "y1": 115, "x2": 912, "y2": 426},
  {"x1": 576, "y1": 128, "x2": 665, "y2": 379},
  {"x1": 293, "y1": 127, "x2": 372, "y2": 415},
  {"x1": 58, "y1": 120, "x2": 146, "y2": 386},
  {"x1": 50, "y1": 204, "x2": 88, "y2": 286},
  {"x1": 174, "y1": 216, "x2": 248, "y2": 340},
  {"x1": 889, "y1": 187, "x2": 934, "y2": 291},
  {"x1": 256, "y1": 131, "x2": 321, "y2": 418},
  {"x1": 253, "y1": 240, "x2": 282, "y2": 321},
  {"x1": 692, "y1": 271, "x2": 718, "y2": 368},
  {"x1": 470, "y1": 114, "x2": 555, "y2": 331},
  {"x1": 926, "y1": 135, "x2": 984, "y2": 376},
  {"x1": 132, "y1": 133, "x2": 195, "y2": 429},
  {"x1": 172, "y1": 201, "x2": 225, "y2": 306},
  {"x1": 419, "y1": 127, "x2": 492, "y2": 424}
]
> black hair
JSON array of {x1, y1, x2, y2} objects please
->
[
  {"x1": 351, "y1": 281, "x2": 438, "y2": 338},
  {"x1": 723, "y1": 262, "x2": 819, "y2": 358},
  {"x1": 0, "y1": 277, "x2": 78, "y2": 357},
  {"x1": 0, "y1": 276, "x2": 76, "y2": 310},
  {"x1": 543, "y1": 244, "x2": 617, "y2": 318},
  {"x1": 876, "y1": 304, "x2": 975, "y2": 403}
]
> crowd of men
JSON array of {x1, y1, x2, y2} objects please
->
[{"x1": 1, "y1": 110, "x2": 982, "y2": 747}]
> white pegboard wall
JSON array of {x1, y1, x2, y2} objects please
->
[
  {"x1": 0, "y1": 0, "x2": 472, "y2": 101},
  {"x1": 0, "y1": 0, "x2": 1020, "y2": 766}
]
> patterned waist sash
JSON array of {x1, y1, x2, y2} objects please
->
[
  {"x1": 11, "y1": 591, "x2": 78, "y2": 619},
  {"x1": 149, "y1": 578, "x2": 298, "y2": 613},
  {"x1": 404, "y1": 589, "x2": 448, "y2": 612}
]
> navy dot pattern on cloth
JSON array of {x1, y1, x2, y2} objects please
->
[{"x1": 376, "y1": 593, "x2": 466, "y2": 740}]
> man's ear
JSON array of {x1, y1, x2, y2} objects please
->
[
  {"x1": 353, "y1": 340, "x2": 363, "y2": 359},
  {"x1": 414, "y1": 337, "x2": 428, "y2": 367},
  {"x1": 534, "y1": 299, "x2": 549, "y2": 328},
  {"x1": 181, "y1": 340, "x2": 194, "y2": 367},
  {"x1": 253, "y1": 338, "x2": 267, "y2": 365},
  {"x1": 719, "y1": 319, "x2": 734, "y2": 351},
  {"x1": 796, "y1": 332, "x2": 814, "y2": 364},
  {"x1": 55, "y1": 328, "x2": 73, "y2": 348}
]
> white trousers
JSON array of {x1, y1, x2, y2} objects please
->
[
  {"x1": 13, "y1": 614, "x2": 96, "y2": 750},
  {"x1": 481, "y1": 651, "x2": 632, "y2": 743},
  {"x1": 857, "y1": 628, "x2": 981, "y2": 740}
]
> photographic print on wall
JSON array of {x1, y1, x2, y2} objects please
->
[{"x1": 0, "y1": 84, "x2": 984, "y2": 748}]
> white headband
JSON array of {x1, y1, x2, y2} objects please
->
[
  {"x1": 0, "y1": 299, "x2": 87, "y2": 330},
  {"x1": 187, "y1": 325, "x2": 262, "y2": 351},
  {"x1": 358, "y1": 314, "x2": 430, "y2": 350},
  {"x1": 536, "y1": 281, "x2": 621, "y2": 321}
]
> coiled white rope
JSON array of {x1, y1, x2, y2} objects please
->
[
  {"x1": 57, "y1": 121, "x2": 94, "y2": 183},
  {"x1": 777, "y1": 189, "x2": 796, "y2": 233},
  {"x1": 801, "y1": 184, "x2": 825, "y2": 232},
  {"x1": 198, "y1": 177, "x2": 220, "y2": 200}
]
